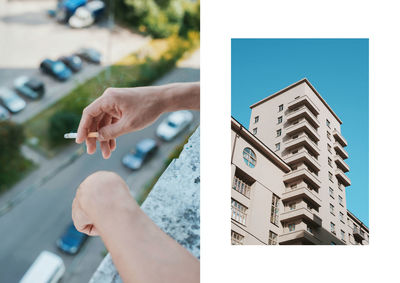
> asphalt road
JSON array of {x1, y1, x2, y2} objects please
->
[{"x1": 0, "y1": 49, "x2": 200, "y2": 283}]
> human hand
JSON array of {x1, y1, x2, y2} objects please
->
[{"x1": 72, "y1": 171, "x2": 137, "y2": 236}]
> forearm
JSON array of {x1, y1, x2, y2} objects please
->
[
  {"x1": 159, "y1": 82, "x2": 200, "y2": 112},
  {"x1": 94, "y1": 197, "x2": 199, "y2": 283}
]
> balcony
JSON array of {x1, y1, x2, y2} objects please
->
[
  {"x1": 334, "y1": 155, "x2": 350, "y2": 172},
  {"x1": 284, "y1": 148, "x2": 321, "y2": 173},
  {"x1": 285, "y1": 119, "x2": 320, "y2": 142},
  {"x1": 334, "y1": 142, "x2": 349, "y2": 160},
  {"x1": 283, "y1": 168, "x2": 321, "y2": 189},
  {"x1": 282, "y1": 186, "x2": 321, "y2": 208},
  {"x1": 333, "y1": 129, "x2": 348, "y2": 147},
  {"x1": 353, "y1": 227, "x2": 365, "y2": 241},
  {"x1": 335, "y1": 169, "x2": 351, "y2": 187},
  {"x1": 280, "y1": 207, "x2": 322, "y2": 227},
  {"x1": 286, "y1": 106, "x2": 320, "y2": 129},
  {"x1": 284, "y1": 133, "x2": 320, "y2": 157},
  {"x1": 279, "y1": 230, "x2": 321, "y2": 245},
  {"x1": 287, "y1": 95, "x2": 320, "y2": 116}
]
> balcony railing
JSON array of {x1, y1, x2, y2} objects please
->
[
  {"x1": 285, "y1": 119, "x2": 320, "y2": 142},
  {"x1": 282, "y1": 186, "x2": 321, "y2": 208},
  {"x1": 334, "y1": 142, "x2": 349, "y2": 160},
  {"x1": 286, "y1": 106, "x2": 320, "y2": 129},
  {"x1": 333, "y1": 129, "x2": 348, "y2": 147},
  {"x1": 334, "y1": 155, "x2": 350, "y2": 172},
  {"x1": 284, "y1": 133, "x2": 320, "y2": 157},
  {"x1": 232, "y1": 176, "x2": 251, "y2": 198},
  {"x1": 283, "y1": 168, "x2": 321, "y2": 189},
  {"x1": 335, "y1": 168, "x2": 351, "y2": 187},
  {"x1": 284, "y1": 148, "x2": 321, "y2": 173},
  {"x1": 280, "y1": 207, "x2": 322, "y2": 227},
  {"x1": 287, "y1": 95, "x2": 320, "y2": 116}
]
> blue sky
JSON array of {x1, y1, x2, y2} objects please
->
[{"x1": 231, "y1": 39, "x2": 369, "y2": 227}]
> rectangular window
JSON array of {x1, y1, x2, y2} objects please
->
[
  {"x1": 270, "y1": 194, "x2": 280, "y2": 225},
  {"x1": 338, "y1": 182, "x2": 343, "y2": 191},
  {"x1": 307, "y1": 226, "x2": 312, "y2": 234},
  {"x1": 330, "y1": 203, "x2": 335, "y2": 215},
  {"x1": 339, "y1": 195, "x2": 343, "y2": 206},
  {"x1": 339, "y1": 212, "x2": 344, "y2": 222},
  {"x1": 330, "y1": 222, "x2": 336, "y2": 234},
  {"x1": 232, "y1": 176, "x2": 251, "y2": 198},
  {"x1": 253, "y1": 128, "x2": 257, "y2": 135},
  {"x1": 276, "y1": 129, "x2": 281, "y2": 137},
  {"x1": 278, "y1": 104, "x2": 283, "y2": 112},
  {"x1": 288, "y1": 223, "x2": 295, "y2": 232},
  {"x1": 231, "y1": 230, "x2": 244, "y2": 245},
  {"x1": 278, "y1": 116, "x2": 282, "y2": 124},
  {"x1": 326, "y1": 119, "x2": 331, "y2": 128},
  {"x1": 327, "y1": 131, "x2": 331, "y2": 141},
  {"x1": 329, "y1": 187, "x2": 334, "y2": 198},
  {"x1": 328, "y1": 157, "x2": 332, "y2": 167},
  {"x1": 231, "y1": 199, "x2": 248, "y2": 225},
  {"x1": 289, "y1": 203, "x2": 296, "y2": 210},
  {"x1": 254, "y1": 116, "x2": 259, "y2": 123},
  {"x1": 268, "y1": 231, "x2": 278, "y2": 245},
  {"x1": 329, "y1": 171, "x2": 333, "y2": 181},
  {"x1": 341, "y1": 230, "x2": 345, "y2": 241},
  {"x1": 327, "y1": 144, "x2": 332, "y2": 153},
  {"x1": 275, "y1": 143, "x2": 280, "y2": 151}
]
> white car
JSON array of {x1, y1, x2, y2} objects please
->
[
  {"x1": 0, "y1": 87, "x2": 26, "y2": 113},
  {"x1": 19, "y1": 251, "x2": 65, "y2": 283},
  {"x1": 69, "y1": 7, "x2": 94, "y2": 28},
  {"x1": 156, "y1": 110, "x2": 193, "y2": 141}
]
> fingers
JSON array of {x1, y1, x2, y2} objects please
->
[
  {"x1": 86, "y1": 114, "x2": 102, "y2": 154},
  {"x1": 76, "y1": 98, "x2": 103, "y2": 144},
  {"x1": 98, "y1": 119, "x2": 125, "y2": 141},
  {"x1": 72, "y1": 197, "x2": 92, "y2": 233},
  {"x1": 110, "y1": 139, "x2": 116, "y2": 152}
]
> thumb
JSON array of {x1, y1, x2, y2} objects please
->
[{"x1": 98, "y1": 121, "x2": 125, "y2": 141}]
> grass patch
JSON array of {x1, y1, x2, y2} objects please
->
[
  {"x1": 0, "y1": 154, "x2": 35, "y2": 195},
  {"x1": 24, "y1": 32, "x2": 199, "y2": 157}
]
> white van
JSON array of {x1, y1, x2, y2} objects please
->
[{"x1": 19, "y1": 251, "x2": 65, "y2": 283}]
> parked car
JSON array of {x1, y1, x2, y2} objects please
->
[
  {"x1": 122, "y1": 138, "x2": 158, "y2": 170},
  {"x1": 40, "y1": 59, "x2": 72, "y2": 81},
  {"x1": 56, "y1": 0, "x2": 87, "y2": 22},
  {"x1": 0, "y1": 87, "x2": 26, "y2": 113},
  {"x1": 76, "y1": 48, "x2": 101, "y2": 64},
  {"x1": 59, "y1": 55, "x2": 82, "y2": 72},
  {"x1": 19, "y1": 251, "x2": 65, "y2": 283},
  {"x1": 0, "y1": 105, "x2": 10, "y2": 121},
  {"x1": 14, "y1": 76, "x2": 45, "y2": 100},
  {"x1": 69, "y1": 0, "x2": 105, "y2": 28},
  {"x1": 156, "y1": 111, "x2": 193, "y2": 141},
  {"x1": 56, "y1": 223, "x2": 88, "y2": 255}
]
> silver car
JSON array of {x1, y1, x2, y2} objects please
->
[{"x1": 0, "y1": 87, "x2": 26, "y2": 113}]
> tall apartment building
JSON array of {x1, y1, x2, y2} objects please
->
[{"x1": 231, "y1": 78, "x2": 369, "y2": 245}]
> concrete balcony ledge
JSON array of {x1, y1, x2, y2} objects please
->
[
  {"x1": 353, "y1": 227, "x2": 365, "y2": 241},
  {"x1": 284, "y1": 148, "x2": 321, "y2": 172},
  {"x1": 287, "y1": 95, "x2": 320, "y2": 116},
  {"x1": 280, "y1": 207, "x2": 322, "y2": 227},
  {"x1": 335, "y1": 169, "x2": 351, "y2": 187},
  {"x1": 285, "y1": 119, "x2": 320, "y2": 142},
  {"x1": 282, "y1": 186, "x2": 321, "y2": 208},
  {"x1": 334, "y1": 155, "x2": 350, "y2": 172},
  {"x1": 284, "y1": 133, "x2": 320, "y2": 157},
  {"x1": 279, "y1": 229, "x2": 321, "y2": 245},
  {"x1": 89, "y1": 128, "x2": 200, "y2": 283},
  {"x1": 333, "y1": 129, "x2": 348, "y2": 147},
  {"x1": 286, "y1": 106, "x2": 320, "y2": 129},
  {"x1": 334, "y1": 142, "x2": 349, "y2": 160},
  {"x1": 283, "y1": 168, "x2": 321, "y2": 189}
]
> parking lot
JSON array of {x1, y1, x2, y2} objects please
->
[{"x1": 0, "y1": 0, "x2": 149, "y2": 123}]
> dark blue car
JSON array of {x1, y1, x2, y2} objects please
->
[
  {"x1": 56, "y1": 0, "x2": 87, "y2": 22},
  {"x1": 56, "y1": 223, "x2": 88, "y2": 255},
  {"x1": 40, "y1": 59, "x2": 72, "y2": 81}
]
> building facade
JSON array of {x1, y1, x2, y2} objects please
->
[{"x1": 231, "y1": 78, "x2": 369, "y2": 245}]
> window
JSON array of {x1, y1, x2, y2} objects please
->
[
  {"x1": 278, "y1": 104, "x2": 283, "y2": 112},
  {"x1": 270, "y1": 194, "x2": 279, "y2": 225},
  {"x1": 330, "y1": 203, "x2": 335, "y2": 215},
  {"x1": 288, "y1": 223, "x2": 295, "y2": 232},
  {"x1": 338, "y1": 182, "x2": 343, "y2": 191},
  {"x1": 232, "y1": 176, "x2": 251, "y2": 198},
  {"x1": 329, "y1": 171, "x2": 333, "y2": 182},
  {"x1": 289, "y1": 203, "x2": 296, "y2": 210},
  {"x1": 327, "y1": 131, "x2": 331, "y2": 141},
  {"x1": 328, "y1": 157, "x2": 332, "y2": 167},
  {"x1": 292, "y1": 150, "x2": 298, "y2": 154},
  {"x1": 291, "y1": 183, "x2": 297, "y2": 189},
  {"x1": 254, "y1": 116, "x2": 259, "y2": 123},
  {"x1": 231, "y1": 230, "x2": 244, "y2": 245},
  {"x1": 341, "y1": 230, "x2": 345, "y2": 241},
  {"x1": 338, "y1": 195, "x2": 343, "y2": 206},
  {"x1": 268, "y1": 231, "x2": 278, "y2": 245},
  {"x1": 330, "y1": 222, "x2": 336, "y2": 234},
  {"x1": 276, "y1": 129, "x2": 281, "y2": 137},
  {"x1": 327, "y1": 144, "x2": 332, "y2": 153},
  {"x1": 253, "y1": 128, "x2": 257, "y2": 135},
  {"x1": 231, "y1": 199, "x2": 248, "y2": 225},
  {"x1": 275, "y1": 143, "x2": 280, "y2": 151},
  {"x1": 326, "y1": 119, "x2": 331, "y2": 128},
  {"x1": 329, "y1": 187, "x2": 334, "y2": 198},
  {"x1": 307, "y1": 226, "x2": 312, "y2": 234},
  {"x1": 243, "y1": 147, "x2": 256, "y2": 168},
  {"x1": 331, "y1": 242, "x2": 336, "y2": 245},
  {"x1": 339, "y1": 212, "x2": 344, "y2": 222},
  {"x1": 278, "y1": 116, "x2": 282, "y2": 124}
]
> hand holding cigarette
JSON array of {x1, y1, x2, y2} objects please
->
[{"x1": 76, "y1": 82, "x2": 200, "y2": 159}]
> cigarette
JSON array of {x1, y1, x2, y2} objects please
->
[{"x1": 64, "y1": 132, "x2": 99, "y2": 139}]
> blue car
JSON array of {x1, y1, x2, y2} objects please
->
[
  {"x1": 57, "y1": 223, "x2": 88, "y2": 255},
  {"x1": 56, "y1": 0, "x2": 87, "y2": 22},
  {"x1": 122, "y1": 138, "x2": 158, "y2": 170},
  {"x1": 40, "y1": 59, "x2": 72, "y2": 81}
]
